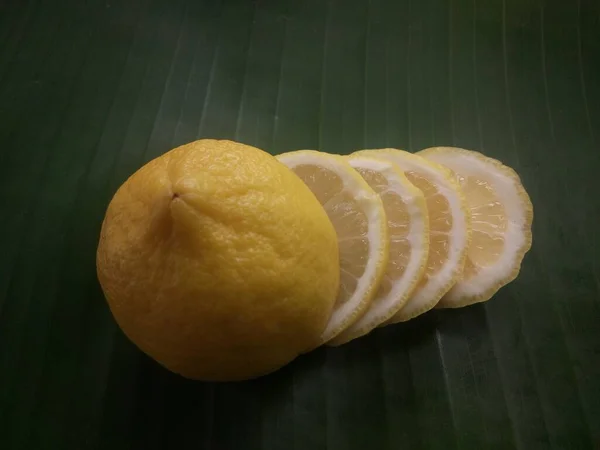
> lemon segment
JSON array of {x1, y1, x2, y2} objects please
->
[
  {"x1": 277, "y1": 150, "x2": 388, "y2": 343},
  {"x1": 354, "y1": 149, "x2": 471, "y2": 321},
  {"x1": 419, "y1": 147, "x2": 533, "y2": 306},
  {"x1": 329, "y1": 155, "x2": 429, "y2": 345}
]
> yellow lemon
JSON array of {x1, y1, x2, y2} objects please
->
[{"x1": 96, "y1": 140, "x2": 339, "y2": 381}]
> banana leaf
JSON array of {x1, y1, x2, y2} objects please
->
[{"x1": 1, "y1": 0, "x2": 599, "y2": 448}]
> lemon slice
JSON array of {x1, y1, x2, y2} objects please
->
[
  {"x1": 355, "y1": 149, "x2": 470, "y2": 321},
  {"x1": 277, "y1": 150, "x2": 388, "y2": 343},
  {"x1": 419, "y1": 147, "x2": 533, "y2": 306},
  {"x1": 329, "y1": 155, "x2": 429, "y2": 345}
]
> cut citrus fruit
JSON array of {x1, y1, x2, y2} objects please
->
[
  {"x1": 330, "y1": 155, "x2": 429, "y2": 345},
  {"x1": 419, "y1": 147, "x2": 533, "y2": 306},
  {"x1": 354, "y1": 149, "x2": 470, "y2": 322},
  {"x1": 277, "y1": 150, "x2": 388, "y2": 343}
]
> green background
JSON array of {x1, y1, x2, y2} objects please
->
[{"x1": 1, "y1": 0, "x2": 599, "y2": 448}]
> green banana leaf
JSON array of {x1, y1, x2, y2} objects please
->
[{"x1": 1, "y1": 0, "x2": 599, "y2": 448}]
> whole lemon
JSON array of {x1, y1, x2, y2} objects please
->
[{"x1": 96, "y1": 140, "x2": 339, "y2": 381}]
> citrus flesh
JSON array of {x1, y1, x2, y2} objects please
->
[
  {"x1": 330, "y1": 155, "x2": 429, "y2": 345},
  {"x1": 97, "y1": 140, "x2": 340, "y2": 381},
  {"x1": 419, "y1": 147, "x2": 533, "y2": 306},
  {"x1": 277, "y1": 150, "x2": 388, "y2": 343},
  {"x1": 354, "y1": 149, "x2": 470, "y2": 322}
]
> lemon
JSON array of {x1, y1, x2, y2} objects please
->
[
  {"x1": 419, "y1": 147, "x2": 533, "y2": 306},
  {"x1": 277, "y1": 150, "x2": 388, "y2": 343},
  {"x1": 96, "y1": 140, "x2": 339, "y2": 381},
  {"x1": 355, "y1": 149, "x2": 471, "y2": 322},
  {"x1": 330, "y1": 155, "x2": 429, "y2": 345}
]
